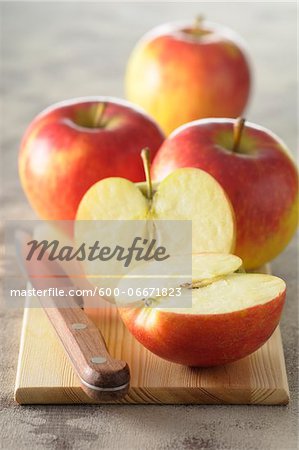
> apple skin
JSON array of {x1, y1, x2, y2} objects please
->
[
  {"x1": 19, "y1": 97, "x2": 165, "y2": 220},
  {"x1": 151, "y1": 119, "x2": 299, "y2": 269},
  {"x1": 125, "y1": 21, "x2": 251, "y2": 135},
  {"x1": 119, "y1": 290, "x2": 285, "y2": 367}
]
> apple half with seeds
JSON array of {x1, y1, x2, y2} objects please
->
[
  {"x1": 76, "y1": 149, "x2": 235, "y2": 254},
  {"x1": 117, "y1": 253, "x2": 286, "y2": 367}
]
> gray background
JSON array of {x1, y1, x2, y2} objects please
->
[{"x1": 0, "y1": 2, "x2": 298, "y2": 449}]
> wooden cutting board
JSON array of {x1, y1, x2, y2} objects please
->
[{"x1": 14, "y1": 266, "x2": 289, "y2": 405}]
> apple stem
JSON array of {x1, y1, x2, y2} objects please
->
[
  {"x1": 195, "y1": 14, "x2": 204, "y2": 30},
  {"x1": 141, "y1": 148, "x2": 153, "y2": 201},
  {"x1": 181, "y1": 277, "x2": 222, "y2": 289},
  {"x1": 232, "y1": 117, "x2": 246, "y2": 153},
  {"x1": 93, "y1": 102, "x2": 107, "y2": 128}
]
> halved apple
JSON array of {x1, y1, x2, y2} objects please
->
[
  {"x1": 76, "y1": 150, "x2": 236, "y2": 254},
  {"x1": 117, "y1": 254, "x2": 286, "y2": 367}
]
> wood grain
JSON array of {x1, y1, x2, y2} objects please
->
[{"x1": 14, "y1": 265, "x2": 289, "y2": 405}]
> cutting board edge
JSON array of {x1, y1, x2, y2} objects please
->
[{"x1": 14, "y1": 385, "x2": 290, "y2": 406}]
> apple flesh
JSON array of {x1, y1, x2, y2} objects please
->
[
  {"x1": 76, "y1": 166, "x2": 236, "y2": 255},
  {"x1": 125, "y1": 20, "x2": 251, "y2": 135},
  {"x1": 116, "y1": 252, "x2": 276, "y2": 307},
  {"x1": 118, "y1": 257, "x2": 286, "y2": 367},
  {"x1": 19, "y1": 97, "x2": 165, "y2": 220},
  {"x1": 116, "y1": 253, "x2": 243, "y2": 305},
  {"x1": 152, "y1": 119, "x2": 299, "y2": 269},
  {"x1": 189, "y1": 253, "x2": 242, "y2": 286}
]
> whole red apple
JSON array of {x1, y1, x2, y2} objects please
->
[
  {"x1": 19, "y1": 97, "x2": 165, "y2": 220},
  {"x1": 125, "y1": 19, "x2": 251, "y2": 135},
  {"x1": 152, "y1": 118, "x2": 299, "y2": 269}
]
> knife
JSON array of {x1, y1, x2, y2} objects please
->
[{"x1": 15, "y1": 230, "x2": 130, "y2": 401}]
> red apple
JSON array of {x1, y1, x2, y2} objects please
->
[
  {"x1": 19, "y1": 97, "x2": 165, "y2": 220},
  {"x1": 152, "y1": 118, "x2": 299, "y2": 269},
  {"x1": 125, "y1": 18, "x2": 251, "y2": 135},
  {"x1": 118, "y1": 254, "x2": 286, "y2": 367}
]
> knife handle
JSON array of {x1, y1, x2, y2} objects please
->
[{"x1": 43, "y1": 295, "x2": 130, "y2": 401}]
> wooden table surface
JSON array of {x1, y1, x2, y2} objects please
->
[{"x1": 0, "y1": 2, "x2": 298, "y2": 449}]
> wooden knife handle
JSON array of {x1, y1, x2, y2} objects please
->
[{"x1": 43, "y1": 295, "x2": 130, "y2": 401}]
